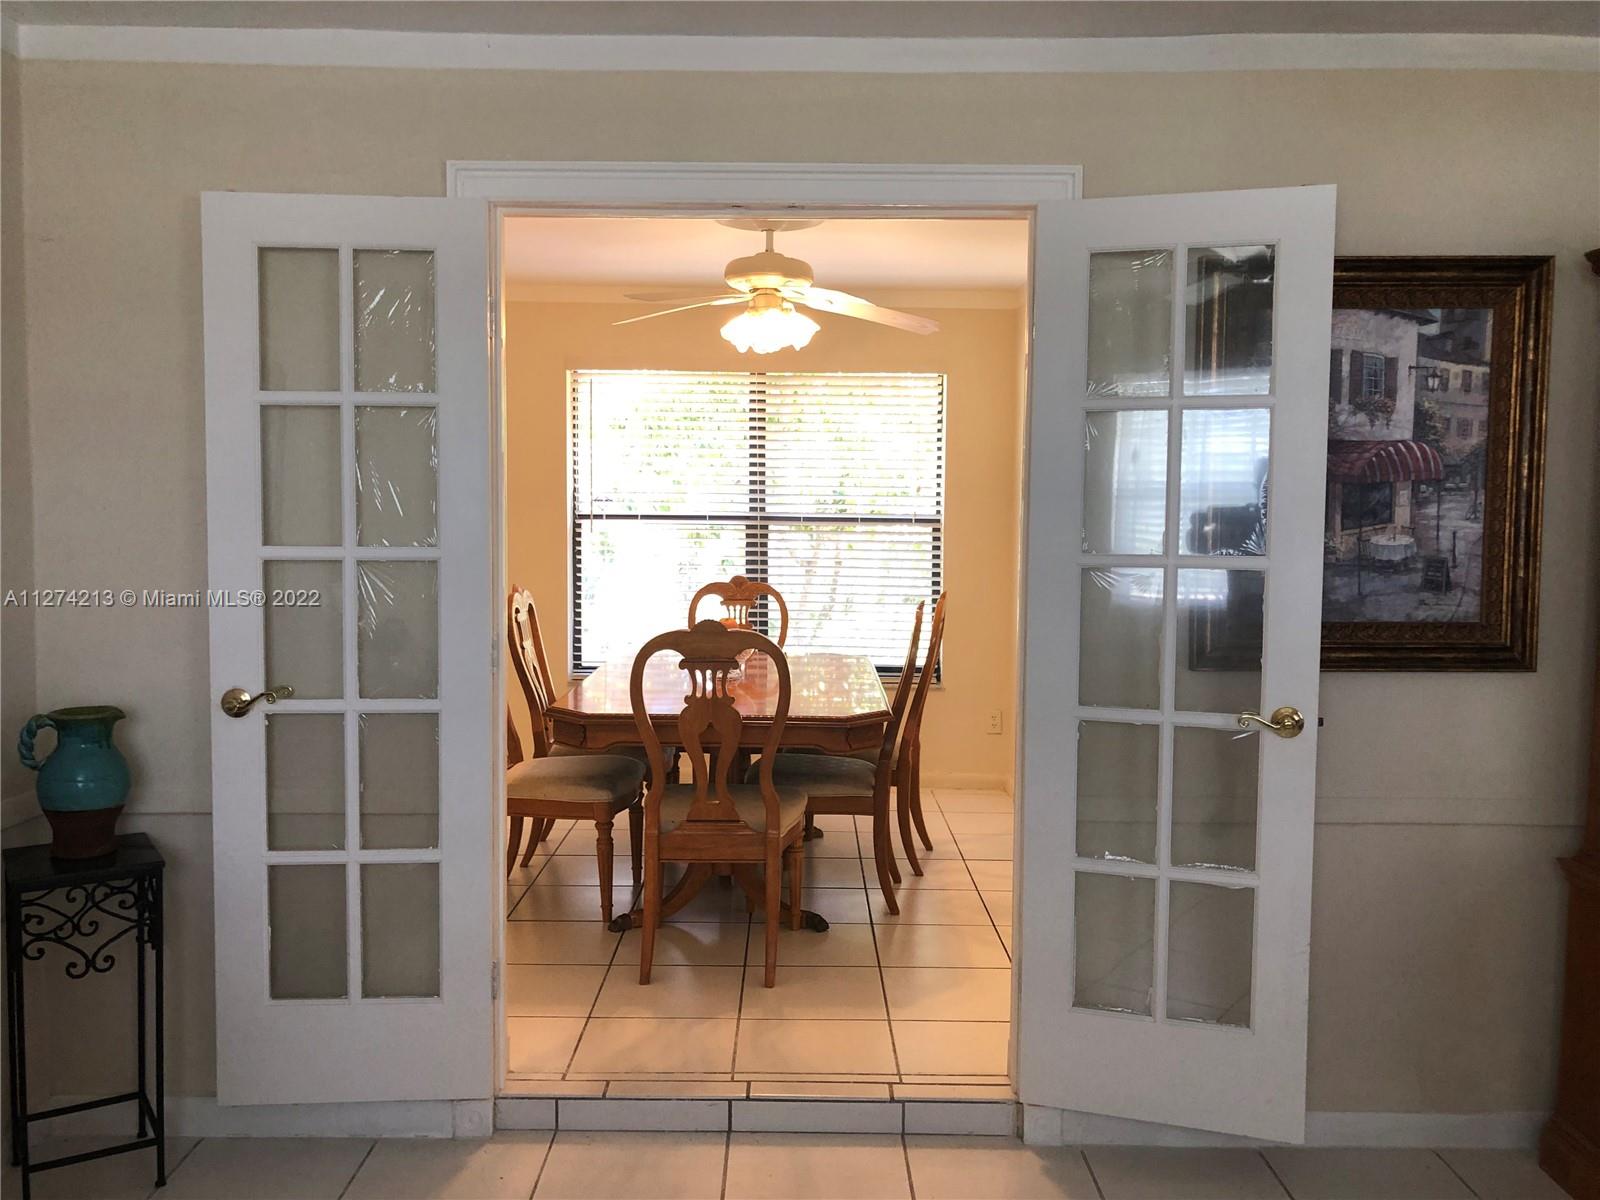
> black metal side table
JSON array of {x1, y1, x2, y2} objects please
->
[{"x1": 4, "y1": 832, "x2": 165, "y2": 1200}]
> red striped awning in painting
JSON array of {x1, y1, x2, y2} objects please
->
[{"x1": 1326, "y1": 439, "x2": 1445, "y2": 483}]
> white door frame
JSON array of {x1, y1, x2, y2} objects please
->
[{"x1": 457, "y1": 160, "x2": 1081, "y2": 1097}]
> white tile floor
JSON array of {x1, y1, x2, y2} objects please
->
[
  {"x1": 505, "y1": 788, "x2": 1014, "y2": 1091},
  {"x1": 4, "y1": 1135, "x2": 1564, "y2": 1200}
]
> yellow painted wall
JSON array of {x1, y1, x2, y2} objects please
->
[{"x1": 505, "y1": 291, "x2": 1024, "y2": 791}]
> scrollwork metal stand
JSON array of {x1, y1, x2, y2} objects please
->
[{"x1": 5, "y1": 832, "x2": 165, "y2": 1200}]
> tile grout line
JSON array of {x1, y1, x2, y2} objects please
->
[
  {"x1": 719, "y1": 1127, "x2": 732, "y2": 1200},
  {"x1": 1080, "y1": 1148, "x2": 1108, "y2": 1200},
  {"x1": 862, "y1": 813, "x2": 907, "y2": 1083},
  {"x1": 334, "y1": 1138, "x2": 377, "y2": 1200},
  {"x1": 730, "y1": 911, "x2": 754, "y2": 1081},
  {"x1": 1257, "y1": 1148, "x2": 1295, "y2": 1198},
  {"x1": 901, "y1": 1132, "x2": 918, "y2": 1199},
  {"x1": 1433, "y1": 1148, "x2": 1486, "y2": 1199},
  {"x1": 941, "y1": 798, "x2": 1013, "y2": 965},
  {"x1": 525, "y1": 1128, "x2": 556, "y2": 1199},
  {"x1": 558, "y1": 880, "x2": 628, "y2": 1084}
]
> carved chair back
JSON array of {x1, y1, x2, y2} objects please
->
[
  {"x1": 508, "y1": 587, "x2": 558, "y2": 758},
  {"x1": 630, "y1": 619, "x2": 791, "y2": 835},
  {"x1": 897, "y1": 592, "x2": 948, "y2": 776},
  {"x1": 872, "y1": 601, "x2": 925, "y2": 788},
  {"x1": 688, "y1": 575, "x2": 791, "y2": 648}
]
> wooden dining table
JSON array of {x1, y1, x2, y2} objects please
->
[
  {"x1": 546, "y1": 651, "x2": 892, "y2": 932},
  {"x1": 547, "y1": 651, "x2": 891, "y2": 755}
]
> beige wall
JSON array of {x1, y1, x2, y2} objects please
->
[
  {"x1": 2, "y1": 49, "x2": 36, "y2": 813},
  {"x1": 506, "y1": 292, "x2": 1023, "y2": 790},
  {"x1": 3, "y1": 59, "x2": 1597, "y2": 1117}
]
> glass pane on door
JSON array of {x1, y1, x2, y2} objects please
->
[
  {"x1": 1166, "y1": 881, "x2": 1254, "y2": 1027},
  {"x1": 360, "y1": 713, "x2": 439, "y2": 849},
  {"x1": 262, "y1": 407, "x2": 341, "y2": 546},
  {"x1": 362, "y1": 863, "x2": 441, "y2": 998},
  {"x1": 268, "y1": 864, "x2": 347, "y2": 1000},
  {"x1": 357, "y1": 560, "x2": 439, "y2": 699},
  {"x1": 259, "y1": 248, "x2": 339, "y2": 392},
  {"x1": 1179, "y1": 409, "x2": 1271, "y2": 556},
  {"x1": 1088, "y1": 250, "x2": 1173, "y2": 398},
  {"x1": 354, "y1": 250, "x2": 436, "y2": 393},
  {"x1": 1076, "y1": 721, "x2": 1158, "y2": 864},
  {"x1": 356, "y1": 406, "x2": 438, "y2": 547},
  {"x1": 1083, "y1": 410, "x2": 1167, "y2": 556},
  {"x1": 1079, "y1": 568, "x2": 1162, "y2": 709},
  {"x1": 1184, "y1": 246, "x2": 1275, "y2": 396},
  {"x1": 265, "y1": 713, "x2": 344, "y2": 851},
  {"x1": 1074, "y1": 872, "x2": 1155, "y2": 1016},
  {"x1": 263, "y1": 560, "x2": 343, "y2": 700}
]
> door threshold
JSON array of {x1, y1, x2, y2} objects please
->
[
  {"x1": 500, "y1": 1077, "x2": 1013, "y2": 1102},
  {"x1": 495, "y1": 1085, "x2": 1016, "y2": 1136}
]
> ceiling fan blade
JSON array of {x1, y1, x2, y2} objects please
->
[
  {"x1": 622, "y1": 290, "x2": 740, "y2": 302},
  {"x1": 612, "y1": 296, "x2": 748, "y2": 326},
  {"x1": 790, "y1": 286, "x2": 941, "y2": 335}
]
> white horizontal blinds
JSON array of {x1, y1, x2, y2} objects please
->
[{"x1": 571, "y1": 370, "x2": 945, "y2": 671}]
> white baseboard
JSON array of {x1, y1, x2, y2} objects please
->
[
  {"x1": 1029, "y1": 1106, "x2": 1547, "y2": 1149},
  {"x1": 921, "y1": 773, "x2": 1012, "y2": 794},
  {"x1": 49, "y1": 1093, "x2": 1546, "y2": 1148}
]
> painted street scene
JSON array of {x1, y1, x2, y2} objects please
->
[{"x1": 1323, "y1": 307, "x2": 1492, "y2": 624}]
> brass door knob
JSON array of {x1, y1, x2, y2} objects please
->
[
  {"x1": 220, "y1": 685, "x2": 294, "y2": 718},
  {"x1": 1237, "y1": 706, "x2": 1305, "y2": 739}
]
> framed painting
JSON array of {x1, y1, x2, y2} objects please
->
[{"x1": 1319, "y1": 256, "x2": 1552, "y2": 670}]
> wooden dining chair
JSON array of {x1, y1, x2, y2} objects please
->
[
  {"x1": 632, "y1": 619, "x2": 809, "y2": 987},
  {"x1": 505, "y1": 588, "x2": 646, "y2": 924},
  {"x1": 506, "y1": 587, "x2": 650, "y2": 869},
  {"x1": 688, "y1": 575, "x2": 791, "y2": 648},
  {"x1": 889, "y1": 592, "x2": 948, "y2": 875},
  {"x1": 755, "y1": 599, "x2": 937, "y2": 909}
]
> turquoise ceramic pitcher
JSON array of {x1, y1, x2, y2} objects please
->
[{"x1": 18, "y1": 706, "x2": 130, "y2": 858}]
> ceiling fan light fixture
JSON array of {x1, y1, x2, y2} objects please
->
[{"x1": 720, "y1": 294, "x2": 819, "y2": 355}]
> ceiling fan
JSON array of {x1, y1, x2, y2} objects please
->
[{"x1": 614, "y1": 219, "x2": 941, "y2": 354}]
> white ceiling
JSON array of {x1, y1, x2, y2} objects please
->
[
  {"x1": 502, "y1": 217, "x2": 1031, "y2": 291},
  {"x1": 8, "y1": 2, "x2": 1594, "y2": 37}
]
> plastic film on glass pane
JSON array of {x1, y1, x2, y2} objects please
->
[
  {"x1": 1088, "y1": 250, "x2": 1173, "y2": 398},
  {"x1": 1083, "y1": 410, "x2": 1167, "y2": 555},
  {"x1": 357, "y1": 560, "x2": 438, "y2": 699},
  {"x1": 1079, "y1": 568, "x2": 1163, "y2": 710},
  {"x1": 1175, "y1": 569, "x2": 1263, "y2": 714},
  {"x1": 354, "y1": 250, "x2": 436, "y2": 393},
  {"x1": 356, "y1": 406, "x2": 438, "y2": 547},
  {"x1": 1179, "y1": 408, "x2": 1271, "y2": 556}
]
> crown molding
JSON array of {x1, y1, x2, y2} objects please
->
[{"x1": 12, "y1": 27, "x2": 1597, "y2": 73}]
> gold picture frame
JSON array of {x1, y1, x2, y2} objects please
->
[{"x1": 1320, "y1": 256, "x2": 1552, "y2": 670}]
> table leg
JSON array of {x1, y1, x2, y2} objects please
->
[
  {"x1": 608, "y1": 863, "x2": 715, "y2": 932},
  {"x1": 729, "y1": 865, "x2": 829, "y2": 932}
]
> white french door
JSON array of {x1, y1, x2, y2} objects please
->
[
  {"x1": 1017, "y1": 186, "x2": 1335, "y2": 1142},
  {"x1": 202, "y1": 194, "x2": 493, "y2": 1104}
]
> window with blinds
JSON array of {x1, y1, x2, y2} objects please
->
[{"x1": 570, "y1": 370, "x2": 945, "y2": 674}]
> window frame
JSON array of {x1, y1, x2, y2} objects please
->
[{"x1": 568, "y1": 369, "x2": 947, "y2": 679}]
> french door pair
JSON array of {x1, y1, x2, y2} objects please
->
[{"x1": 202, "y1": 183, "x2": 1331, "y2": 1142}]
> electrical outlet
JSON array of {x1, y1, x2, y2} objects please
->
[{"x1": 987, "y1": 709, "x2": 1004, "y2": 735}]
